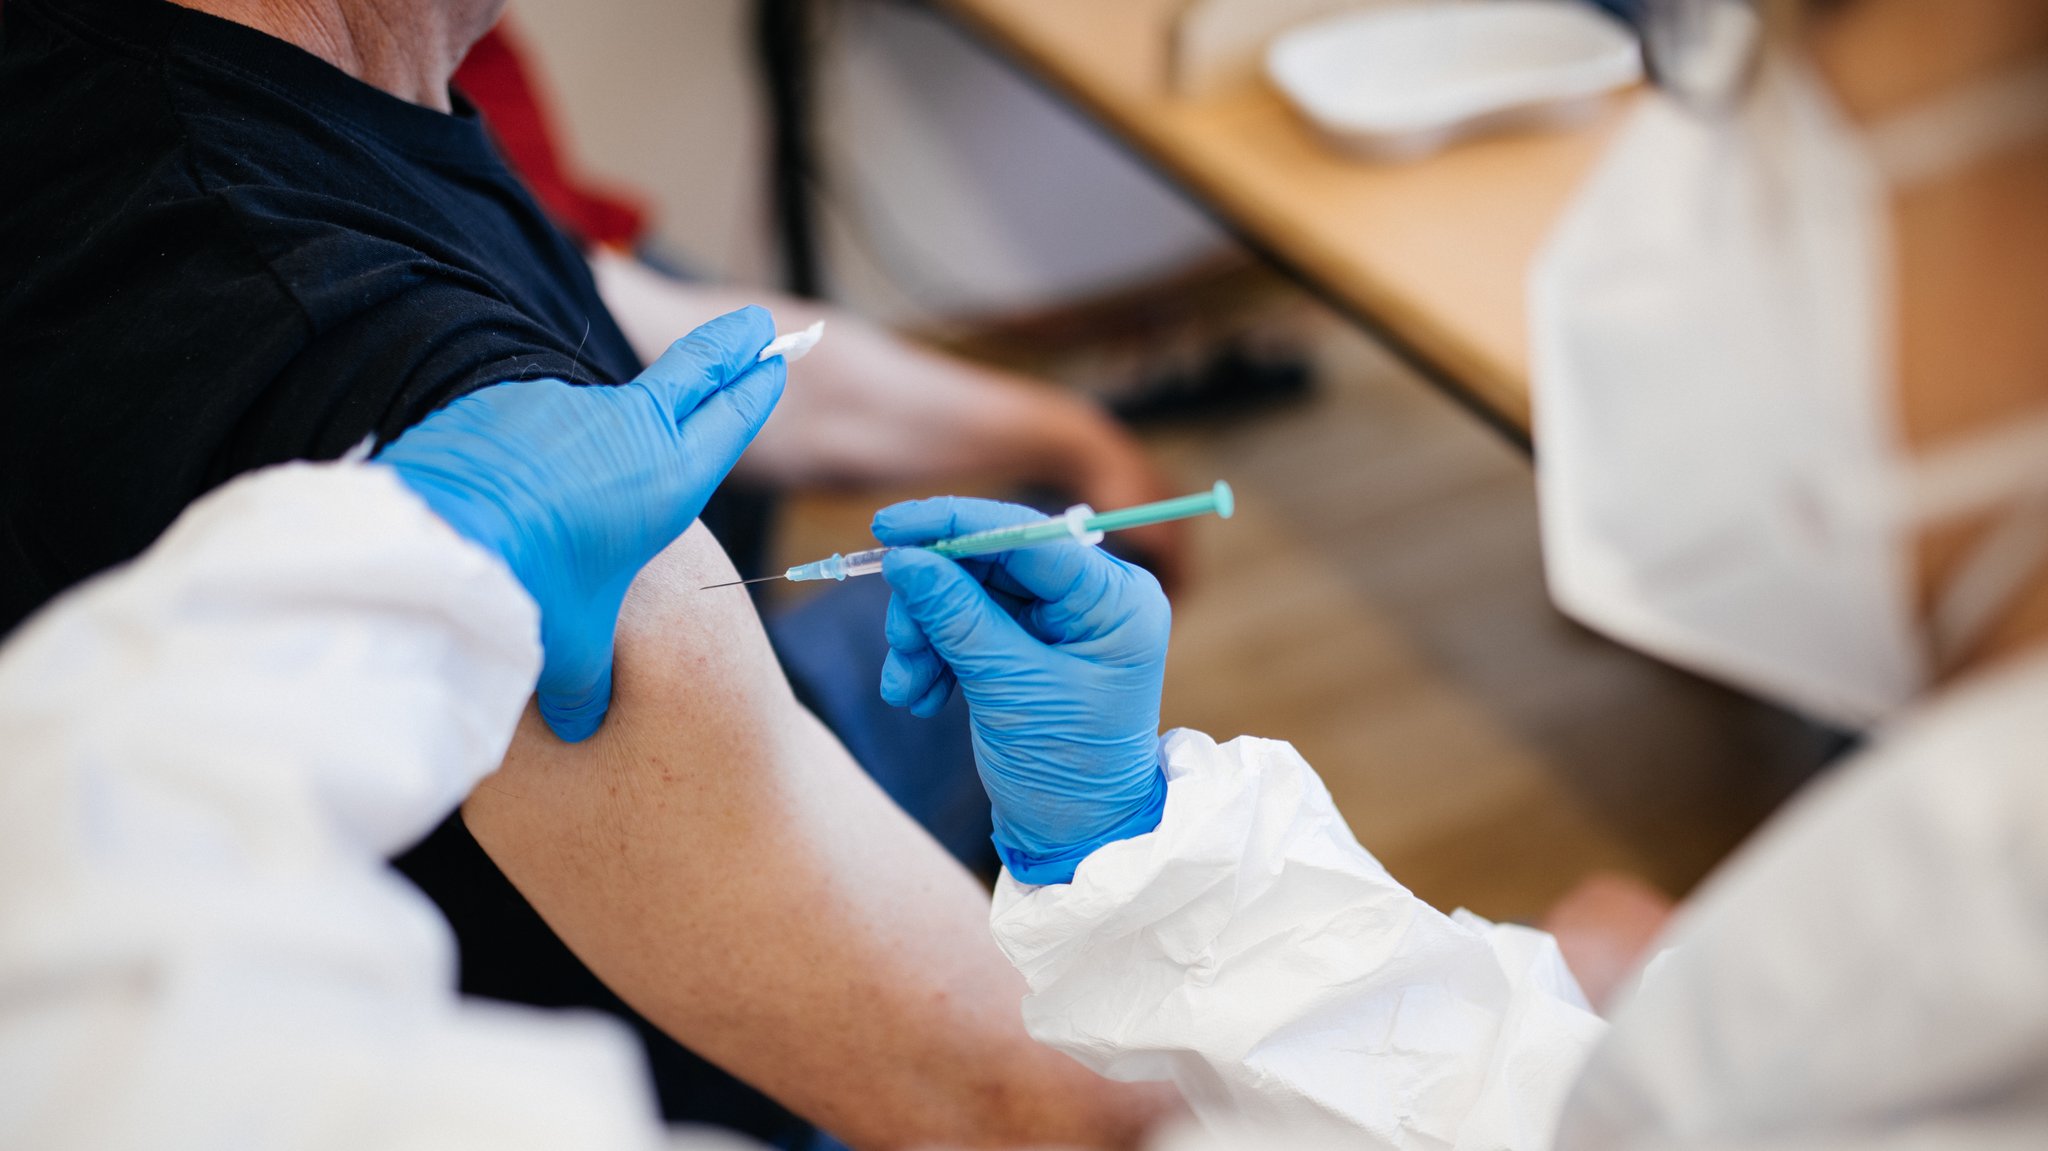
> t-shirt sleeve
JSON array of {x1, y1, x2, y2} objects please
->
[
  {"x1": 2, "y1": 195, "x2": 304, "y2": 632},
  {"x1": 215, "y1": 268, "x2": 619, "y2": 473},
  {"x1": 0, "y1": 207, "x2": 613, "y2": 634}
]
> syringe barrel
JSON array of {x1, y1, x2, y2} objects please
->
[
  {"x1": 785, "y1": 547, "x2": 894, "y2": 582},
  {"x1": 928, "y1": 514, "x2": 1085, "y2": 559},
  {"x1": 787, "y1": 481, "x2": 1233, "y2": 581},
  {"x1": 837, "y1": 547, "x2": 891, "y2": 578}
]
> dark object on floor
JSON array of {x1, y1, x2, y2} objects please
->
[{"x1": 1110, "y1": 341, "x2": 1314, "y2": 425}]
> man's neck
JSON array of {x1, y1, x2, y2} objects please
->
[{"x1": 168, "y1": 0, "x2": 505, "y2": 112}]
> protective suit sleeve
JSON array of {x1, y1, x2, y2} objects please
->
[
  {"x1": 0, "y1": 462, "x2": 734, "y2": 1150},
  {"x1": 1555, "y1": 653, "x2": 2048, "y2": 1150},
  {"x1": 991, "y1": 728, "x2": 1609, "y2": 1150}
]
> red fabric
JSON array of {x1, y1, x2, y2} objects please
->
[{"x1": 454, "y1": 19, "x2": 650, "y2": 249}]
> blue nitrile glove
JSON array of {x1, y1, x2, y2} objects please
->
[
  {"x1": 380, "y1": 306, "x2": 786, "y2": 742},
  {"x1": 875, "y1": 497, "x2": 1170, "y2": 885}
]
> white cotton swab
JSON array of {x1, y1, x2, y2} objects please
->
[{"x1": 757, "y1": 320, "x2": 826, "y2": 364}]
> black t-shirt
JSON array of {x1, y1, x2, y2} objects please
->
[
  {"x1": 0, "y1": 1, "x2": 814, "y2": 1142},
  {"x1": 0, "y1": 0, "x2": 635, "y2": 633}
]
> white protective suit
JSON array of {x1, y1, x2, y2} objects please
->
[
  {"x1": 993, "y1": 661, "x2": 2048, "y2": 1149},
  {"x1": 0, "y1": 464, "x2": 716, "y2": 1151},
  {"x1": 6, "y1": 459, "x2": 2046, "y2": 1151}
]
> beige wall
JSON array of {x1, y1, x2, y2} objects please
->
[
  {"x1": 508, "y1": 0, "x2": 1226, "y2": 322},
  {"x1": 507, "y1": 0, "x2": 775, "y2": 287}
]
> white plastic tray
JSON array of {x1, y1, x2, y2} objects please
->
[{"x1": 1267, "y1": 1, "x2": 1642, "y2": 161}]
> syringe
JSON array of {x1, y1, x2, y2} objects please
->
[{"x1": 702, "y1": 481, "x2": 1234, "y2": 590}]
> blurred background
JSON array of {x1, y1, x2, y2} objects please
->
[{"x1": 507, "y1": 0, "x2": 1837, "y2": 921}]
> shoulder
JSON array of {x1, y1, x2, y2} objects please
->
[
  {"x1": 0, "y1": 0, "x2": 304, "y2": 335},
  {"x1": 0, "y1": 7, "x2": 308, "y2": 460},
  {"x1": 0, "y1": 0, "x2": 197, "y2": 246}
]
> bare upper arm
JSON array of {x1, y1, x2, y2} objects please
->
[{"x1": 460, "y1": 522, "x2": 1169, "y2": 1149}]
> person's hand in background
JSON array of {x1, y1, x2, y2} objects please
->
[
  {"x1": 874, "y1": 497, "x2": 1171, "y2": 885},
  {"x1": 590, "y1": 253, "x2": 1190, "y2": 592},
  {"x1": 380, "y1": 306, "x2": 786, "y2": 742},
  {"x1": 1541, "y1": 871, "x2": 1676, "y2": 1013}
]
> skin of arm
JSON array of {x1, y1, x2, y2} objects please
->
[{"x1": 462, "y1": 522, "x2": 1174, "y2": 1151}]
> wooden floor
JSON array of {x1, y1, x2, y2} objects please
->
[{"x1": 772, "y1": 300, "x2": 1838, "y2": 922}]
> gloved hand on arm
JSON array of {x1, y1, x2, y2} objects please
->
[
  {"x1": 875, "y1": 497, "x2": 1171, "y2": 884},
  {"x1": 379, "y1": 306, "x2": 786, "y2": 742}
]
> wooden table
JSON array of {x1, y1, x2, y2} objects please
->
[{"x1": 934, "y1": 0, "x2": 1635, "y2": 439}]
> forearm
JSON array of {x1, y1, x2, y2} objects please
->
[
  {"x1": 588, "y1": 251, "x2": 1125, "y2": 492},
  {"x1": 461, "y1": 525, "x2": 1170, "y2": 1150},
  {"x1": 729, "y1": 294, "x2": 1119, "y2": 491},
  {"x1": 744, "y1": 331, "x2": 1121, "y2": 493}
]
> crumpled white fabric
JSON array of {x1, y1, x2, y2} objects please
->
[
  {"x1": 996, "y1": 661, "x2": 2048, "y2": 1151},
  {"x1": 0, "y1": 463, "x2": 691, "y2": 1151},
  {"x1": 992, "y1": 729, "x2": 1609, "y2": 1149}
]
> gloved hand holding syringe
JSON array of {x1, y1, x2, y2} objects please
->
[{"x1": 702, "y1": 481, "x2": 1234, "y2": 590}]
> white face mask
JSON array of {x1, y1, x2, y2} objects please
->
[{"x1": 1530, "y1": 57, "x2": 2048, "y2": 729}]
